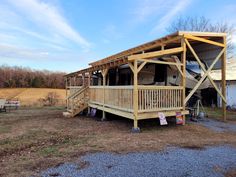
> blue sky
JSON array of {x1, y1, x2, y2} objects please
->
[{"x1": 0, "y1": 0, "x2": 235, "y2": 73}]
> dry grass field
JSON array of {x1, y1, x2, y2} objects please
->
[
  {"x1": 0, "y1": 88, "x2": 66, "y2": 106},
  {"x1": 0, "y1": 107, "x2": 236, "y2": 176}
]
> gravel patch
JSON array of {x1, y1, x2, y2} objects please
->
[
  {"x1": 195, "y1": 118, "x2": 236, "y2": 132},
  {"x1": 40, "y1": 145, "x2": 236, "y2": 177}
]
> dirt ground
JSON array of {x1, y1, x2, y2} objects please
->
[{"x1": 0, "y1": 107, "x2": 236, "y2": 177}]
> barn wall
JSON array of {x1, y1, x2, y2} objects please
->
[{"x1": 217, "y1": 80, "x2": 236, "y2": 108}]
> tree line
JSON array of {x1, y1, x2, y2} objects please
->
[{"x1": 0, "y1": 65, "x2": 66, "y2": 88}]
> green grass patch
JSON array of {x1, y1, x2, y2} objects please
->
[
  {"x1": 0, "y1": 130, "x2": 59, "y2": 156},
  {"x1": 39, "y1": 146, "x2": 61, "y2": 156},
  {"x1": 205, "y1": 107, "x2": 236, "y2": 121},
  {"x1": 0, "y1": 125, "x2": 11, "y2": 134}
]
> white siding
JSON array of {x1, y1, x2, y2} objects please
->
[{"x1": 217, "y1": 81, "x2": 236, "y2": 107}]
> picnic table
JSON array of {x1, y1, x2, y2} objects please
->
[
  {"x1": 0, "y1": 99, "x2": 20, "y2": 112},
  {"x1": 0, "y1": 99, "x2": 6, "y2": 112}
]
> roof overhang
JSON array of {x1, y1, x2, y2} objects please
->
[{"x1": 65, "y1": 31, "x2": 227, "y2": 78}]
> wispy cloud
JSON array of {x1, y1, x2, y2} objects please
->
[
  {"x1": 0, "y1": 0, "x2": 92, "y2": 71},
  {"x1": 101, "y1": 24, "x2": 123, "y2": 44},
  {"x1": 132, "y1": 0, "x2": 166, "y2": 23},
  {"x1": 0, "y1": 42, "x2": 94, "y2": 72},
  {"x1": 0, "y1": 43, "x2": 50, "y2": 60},
  {"x1": 7, "y1": 0, "x2": 90, "y2": 48},
  {"x1": 131, "y1": 0, "x2": 192, "y2": 34},
  {"x1": 151, "y1": 0, "x2": 192, "y2": 34}
]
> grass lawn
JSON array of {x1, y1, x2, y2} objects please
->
[
  {"x1": 0, "y1": 107, "x2": 235, "y2": 177},
  {"x1": 205, "y1": 107, "x2": 236, "y2": 121}
]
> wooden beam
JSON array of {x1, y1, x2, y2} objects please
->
[
  {"x1": 176, "y1": 65, "x2": 183, "y2": 77},
  {"x1": 138, "y1": 58, "x2": 183, "y2": 66},
  {"x1": 128, "y1": 62, "x2": 134, "y2": 73},
  {"x1": 137, "y1": 61, "x2": 147, "y2": 73},
  {"x1": 129, "y1": 47, "x2": 184, "y2": 61},
  {"x1": 185, "y1": 39, "x2": 207, "y2": 70},
  {"x1": 184, "y1": 34, "x2": 225, "y2": 47},
  {"x1": 89, "y1": 103, "x2": 134, "y2": 119},
  {"x1": 185, "y1": 38, "x2": 226, "y2": 103},
  {"x1": 101, "y1": 68, "x2": 108, "y2": 78},
  {"x1": 222, "y1": 36, "x2": 227, "y2": 121},
  {"x1": 137, "y1": 110, "x2": 189, "y2": 120},
  {"x1": 128, "y1": 47, "x2": 184, "y2": 61},
  {"x1": 184, "y1": 47, "x2": 226, "y2": 104},
  {"x1": 138, "y1": 85, "x2": 183, "y2": 89},
  {"x1": 179, "y1": 31, "x2": 227, "y2": 37}
]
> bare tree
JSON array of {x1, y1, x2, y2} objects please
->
[
  {"x1": 0, "y1": 65, "x2": 66, "y2": 88},
  {"x1": 167, "y1": 16, "x2": 235, "y2": 58}
]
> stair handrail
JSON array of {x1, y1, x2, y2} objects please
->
[{"x1": 67, "y1": 86, "x2": 88, "y2": 100}]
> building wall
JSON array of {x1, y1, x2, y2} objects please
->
[{"x1": 217, "y1": 80, "x2": 236, "y2": 108}]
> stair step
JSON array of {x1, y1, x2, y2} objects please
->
[
  {"x1": 63, "y1": 111, "x2": 73, "y2": 118},
  {"x1": 67, "y1": 109, "x2": 73, "y2": 112},
  {"x1": 68, "y1": 86, "x2": 89, "y2": 117}
]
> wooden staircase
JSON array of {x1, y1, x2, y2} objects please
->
[{"x1": 65, "y1": 86, "x2": 89, "y2": 117}]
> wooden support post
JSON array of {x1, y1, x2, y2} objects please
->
[
  {"x1": 65, "y1": 78, "x2": 68, "y2": 109},
  {"x1": 82, "y1": 74, "x2": 85, "y2": 87},
  {"x1": 87, "y1": 106, "x2": 91, "y2": 115},
  {"x1": 181, "y1": 37, "x2": 186, "y2": 125},
  {"x1": 116, "y1": 68, "x2": 119, "y2": 85},
  {"x1": 101, "y1": 69, "x2": 108, "y2": 120},
  {"x1": 69, "y1": 77, "x2": 72, "y2": 87},
  {"x1": 74, "y1": 76, "x2": 76, "y2": 86},
  {"x1": 161, "y1": 45, "x2": 165, "y2": 50},
  {"x1": 222, "y1": 36, "x2": 227, "y2": 121},
  {"x1": 87, "y1": 72, "x2": 91, "y2": 116},
  {"x1": 88, "y1": 72, "x2": 91, "y2": 86},
  {"x1": 132, "y1": 59, "x2": 140, "y2": 132}
]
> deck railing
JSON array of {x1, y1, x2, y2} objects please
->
[
  {"x1": 138, "y1": 86, "x2": 183, "y2": 112},
  {"x1": 89, "y1": 86, "x2": 133, "y2": 112},
  {"x1": 67, "y1": 86, "x2": 82, "y2": 97},
  {"x1": 88, "y1": 85, "x2": 183, "y2": 113}
]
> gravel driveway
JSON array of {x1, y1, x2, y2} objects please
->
[
  {"x1": 196, "y1": 118, "x2": 236, "y2": 132},
  {"x1": 40, "y1": 145, "x2": 236, "y2": 177}
]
